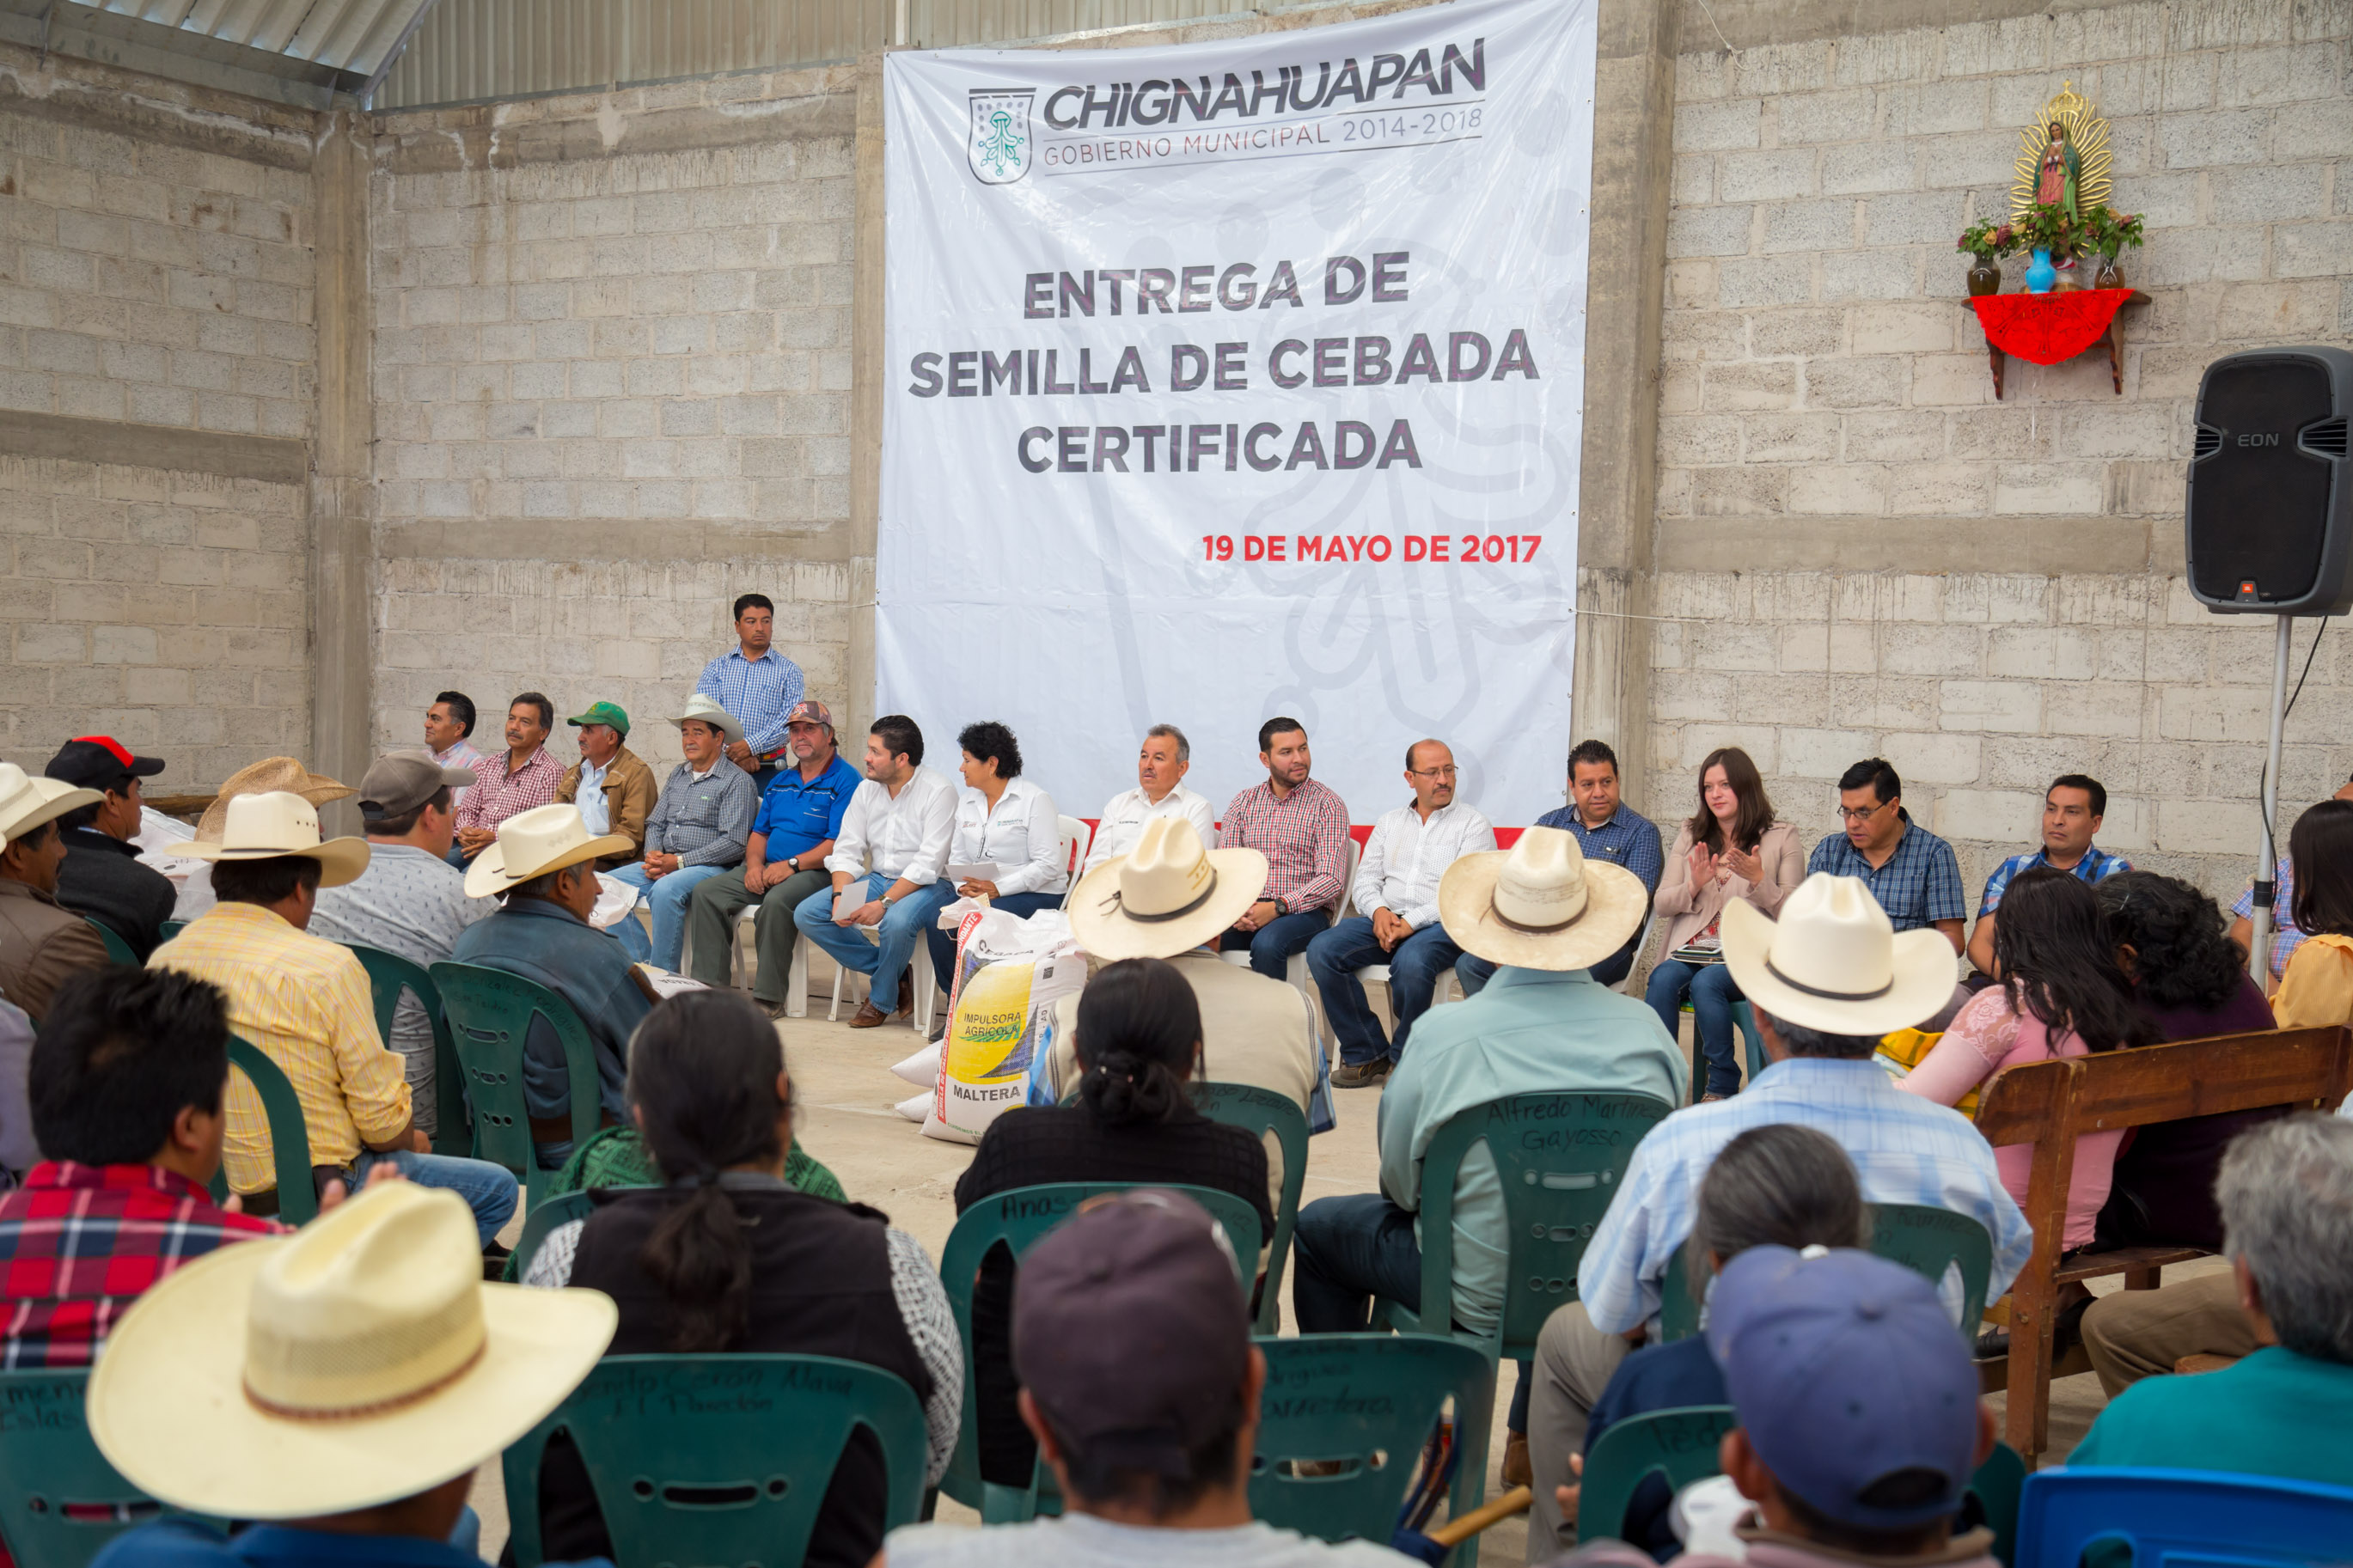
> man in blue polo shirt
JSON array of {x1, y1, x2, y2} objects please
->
[
  {"x1": 1458, "y1": 739, "x2": 1662, "y2": 995},
  {"x1": 685, "y1": 699, "x2": 860, "y2": 1014}
]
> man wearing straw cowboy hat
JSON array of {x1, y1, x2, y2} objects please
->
[
  {"x1": 602, "y1": 693, "x2": 759, "y2": 973},
  {"x1": 1287, "y1": 827, "x2": 1686, "y2": 1486},
  {"x1": 168, "y1": 755, "x2": 358, "y2": 923},
  {"x1": 1519, "y1": 872, "x2": 2034, "y2": 1560},
  {"x1": 1055, "y1": 818, "x2": 1324, "y2": 1201},
  {"x1": 152, "y1": 793, "x2": 520, "y2": 1246},
  {"x1": 0, "y1": 762, "x2": 112, "y2": 1019},
  {"x1": 84, "y1": 1181, "x2": 617, "y2": 1568},
  {"x1": 453, "y1": 802, "x2": 649, "y2": 1171}
]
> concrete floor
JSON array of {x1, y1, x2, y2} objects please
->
[{"x1": 463, "y1": 959, "x2": 2150, "y2": 1565}]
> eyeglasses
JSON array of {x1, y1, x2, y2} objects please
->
[
  {"x1": 1409, "y1": 766, "x2": 1459, "y2": 778},
  {"x1": 1838, "y1": 800, "x2": 1891, "y2": 825}
]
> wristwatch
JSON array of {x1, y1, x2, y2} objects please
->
[{"x1": 1273, "y1": 897, "x2": 1289, "y2": 917}]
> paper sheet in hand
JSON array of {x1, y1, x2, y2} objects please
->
[{"x1": 945, "y1": 863, "x2": 1004, "y2": 886}]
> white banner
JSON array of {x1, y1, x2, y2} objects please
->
[{"x1": 879, "y1": 0, "x2": 1594, "y2": 826}]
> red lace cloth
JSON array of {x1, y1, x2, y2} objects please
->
[{"x1": 1969, "y1": 289, "x2": 2132, "y2": 366}]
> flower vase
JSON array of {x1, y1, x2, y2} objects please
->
[
  {"x1": 2093, "y1": 254, "x2": 2124, "y2": 290},
  {"x1": 1966, "y1": 259, "x2": 2002, "y2": 296},
  {"x1": 2024, "y1": 247, "x2": 2057, "y2": 294}
]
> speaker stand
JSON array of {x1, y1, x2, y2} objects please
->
[{"x1": 2249, "y1": 614, "x2": 2292, "y2": 985}]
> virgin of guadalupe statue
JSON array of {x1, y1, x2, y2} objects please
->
[{"x1": 2033, "y1": 120, "x2": 2080, "y2": 219}]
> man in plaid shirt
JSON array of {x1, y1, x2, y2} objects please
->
[
  {"x1": 0, "y1": 969, "x2": 283, "y2": 1368},
  {"x1": 1218, "y1": 717, "x2": 1351, "y2": 979}
]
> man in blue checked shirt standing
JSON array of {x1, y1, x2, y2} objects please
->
[
  {"x1": 1458, "y1": 738, "x2": 1661, "y2": 995},
  {"x1": 697, "y1": 593, "x2": 804, "y2": 792},
  {"x1": 1517, "y1": 872, "x2": 2032, "y2": 1560},
  {"x1": 1965, "y1": 773, "x2": 2130, "y2": 979}
]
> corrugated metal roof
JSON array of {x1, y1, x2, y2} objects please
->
[{"x1": 71, "y1": 0, "x2": 437, "y2": 86}]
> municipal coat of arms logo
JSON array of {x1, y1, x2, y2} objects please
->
[{"x1": 968, "y1": 88, "x2": 1034, "y2": 186}]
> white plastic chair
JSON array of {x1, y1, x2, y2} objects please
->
[
  {"x1": 726, "y1": 903, "x2": 810, "y2": 1019},
  {"x1": 1614, "y1": 901, "x2": 1661, "y2": 997},
  {"x1": 1055, "y1": 815, "x2": 1092, "y2": 910}
]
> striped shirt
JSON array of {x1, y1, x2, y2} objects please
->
[
  {"x1": 1219, "y1": 778, "x2": 1351, "y2": 914},
  {"x1": 1806, "y1": 813, "x2": 1968, "y2": 932},
  {"x1": 1978, "y1": 843, "x2": 2131, "y2": 915},
  {"x1": 0, "y1": 1162, "x2": 284, "y2": 1368},
  {"x1": 1577, "y1": 1057, "x2": 2033, "y2": 1334},
  {"x1": 453, "y1": 746, "x2": 563, "y2": 834},
  {"x1": 696, "y1": 645, "x2": 805, "y2": 757},
  {"x1": 431, "y1": 737, "x2": 490, "y2": 811},
  {"x1": 150, "y1": 904, "x2": 411, "y2": 1195},
  {"x1": 645, "y1": 761, "x2": 760, "y2": 867}
]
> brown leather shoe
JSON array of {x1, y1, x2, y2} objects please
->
[
  {"x1": 1500, "y1": 1431, "x2": 1531, "y2": 1488},
  {"x1": 847, "y1": 1000, "x2": 890, "y2": 1028}
]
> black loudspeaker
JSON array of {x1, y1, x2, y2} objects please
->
[{"x1": 2185, "y1": 345, "x2": 2353, "y2": 614}]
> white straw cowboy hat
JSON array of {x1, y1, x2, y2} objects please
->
[
  {"x1": 197, "y1": 756, "x2": 354, "y2": 842},
  {"x1": 464, "y1": 802, "x2": 633, "y2": 899},
  {"x1": 0, "y1": 762, "x2": 101, "y2": 845},
  {"x1": 1067, "y1": 818, "x2": 1268, "y2": 960},
  {"x1": 1439, "y1": 826, "x2": 1647, "y2": 973},
  {"x1": 673, "y1": 693, "x2": 745, "y2": 748},
  {"x1": 1720, "y1": 871, "x2": 1959, "y2": 1036},
  {"x1": 88, "y1": 1181, "x2": 615, "y2": 1520},
  {"x1": 177, "y1": 791, "x2": 370, "y2": 888}
]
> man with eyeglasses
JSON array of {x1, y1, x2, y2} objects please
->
[
  {"x1": 1807, "y1": 758, "x2": 1968, "y2": 1023},
  {"x1": 1308, "y1": 739, "x2": 1496, "y2": 1088}
]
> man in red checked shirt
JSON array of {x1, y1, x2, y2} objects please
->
[
  {"x1": 1217, "y1": 717, "x2": 1351, "y2": 980},
  {"x1": 0, "y1": 968, "x2": 285, "y2": 1367}
]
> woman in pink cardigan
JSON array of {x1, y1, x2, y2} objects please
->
[
  {"x1": 1898, "y1": 869, "x2": 2155, "y2": 1342},
  {"x1": 1644, "y1": 747, "x2": 1805, "y2": 1101}
]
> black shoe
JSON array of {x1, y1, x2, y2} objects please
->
[{"x1": 1331, "y1": 1058, "x2": 1393, "y2": 1089}]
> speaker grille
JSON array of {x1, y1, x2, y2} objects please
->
[
  {"x1": 2188, "y1": 360, "x2": 2335, "y2": 606},
  {"x1": 2305, "y1": 418, "x2": 2350, "y2": 459}
]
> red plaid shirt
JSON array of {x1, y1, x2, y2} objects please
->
[
  {"x1": 1219, "y1": 778, "x2": 1351, "y2": 913},
  {"x1": 453, "y1": 746, "x2": 564, "y2": 833},
  {"x1": 0, "y1": 1162, "x2": 284, "y2": 1368}
]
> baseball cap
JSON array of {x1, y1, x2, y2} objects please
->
[
  {"x1": 565, "y1": 702, "x2": 630, "y2": 735},
  {"x1": 358, "y1": 753, "x2": 477, "y2": 823},
  {"x1": 1011, "y1": 1191, "x2": 1248, "y2": 1478},
  {"x1": 46, "y1": 735, "x2": 165, "y2": 793},
  {"x1": 785, "y1": 699, "x2": 833, "y2": 728},
  {"x1": 1706, "y1": 1245, "x2": 1981, "y2": 1530}
]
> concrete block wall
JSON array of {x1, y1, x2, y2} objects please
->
[
  {"x1": 0, "y1": 456, "x2": 308, "y2": 778},
  {"x1": 366, "y1": 67, "x2": 864, "y2": 771},
  {"x1": 1648, "y1": 0, "x2": 2353, "y2": 903}
]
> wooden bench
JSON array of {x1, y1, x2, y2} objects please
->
[{"x1": 1971, "y1": 1024, "x2": 2353, "y2": 1462}]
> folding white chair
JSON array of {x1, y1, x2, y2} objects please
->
[
  {"x1": 1055, "y1": 815, "x2": 1092, "y2": 910},
  {"x1": 728, "y1": 904, "x2": 810, "y2": 1019}
]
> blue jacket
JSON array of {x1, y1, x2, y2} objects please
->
[{"x1": 450, "y1": 897, "x2": 648, "y2": 1122}]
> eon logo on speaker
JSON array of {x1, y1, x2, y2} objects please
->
[{"x1": 2236, "y1": 432, "x2": 2281, "y2": 446}]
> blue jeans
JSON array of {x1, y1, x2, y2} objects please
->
[
  {"x1": 1291, "y1": 1193, "x2": 1533, "y2": 1429},
  {"x1": 925, "y1": 886, "x2": 1061, "y2": 998},
  {"x1": 793, "y1": 874, "x2": 956, "y2": 1014},
  {"x1": 608, "y1": 861, "x2": 729, "y2": 970},
  {"x1": 1219, "y1": 906, "x2": 1332, "y2": 979},
  {"x1": 350, "y1": 1149, "x2": 519, "y2": 1246},
  {"x1": 1307, "y1": 917, "x2": 1464, "y2": 1067},
  {"x1": 1647, "y1": 959, "x2": 1746, "y2": 1099}
]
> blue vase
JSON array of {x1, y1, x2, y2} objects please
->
[{"x1": 2024, "y1": 247, "x2": 2057, "y2": 294}]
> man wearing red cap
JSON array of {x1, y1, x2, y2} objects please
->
[{"x1": 44, "y1": 736, "x2": 175, "y2": 960}]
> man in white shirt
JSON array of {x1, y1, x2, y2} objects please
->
[
  {"x1": 1307, "y1": 738, "x2": 1495, "y2": 1089},
  {"x1": 793, "y1": 714, "x2": 958, "y2": 1028},
  {"x1": 1081, "y1": 724, "x2": 1217, "y2": 875},
  {"x1": 423, "y1": 692, "x2": 486, "y2": 812}
]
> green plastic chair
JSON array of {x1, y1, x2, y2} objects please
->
[
  {"x1": 938, "y1": 1181, "x2": 1265, "y2": 1523},
  {"x1": 503, "y1": 1354, "x2": 928, "y2": 1568},
  {"x1": 158, "y1": 921, "x2": 186, "y2": 942},
  {"x1": 1967, "y1": 1439, "x2": 2025, "y2": 1566},
  {"x1": 1577, "y1": 1404, "x2": 1739, "y2": 1545},
  {"x1": 0, "y1": 1370, "x2": 177, "y2": 1568},
  {"x1": 346, "y1": 944, "x2": 472, "y2": 1159},
  {"x1": 1193, "y1": 1081, "x2": 1311, "y2": 1333},
  {"x1": 515, "y1": 1189, "x2": 598, "y2": 1280},
  {"x1": 1372, "y1": 1091, "x2": 1675, "y2": 1363},
  {"x1": 82, "y1": 918, "x2": 136, "y2": 967},
  {"x1": 428, "y1": 962, "x2": 602, "y2": 1209},
  {"x1": 1659, "y1": 1204, "x2": 1996, "y2": 1344},
  {"x1": 1250, "y1": 1333, "x2": 1494, "y2": 1559},
  {"x1": 205, "y1": 1036, "x2": 317, "y2": 1225}
]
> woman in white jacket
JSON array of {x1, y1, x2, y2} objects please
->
[
  {"x1": 1644, "y1": 747, "x2": 1805, "y2": 1101},
  {"x1": 926, "y1": 720, "x2": 1067, "y2": 990}
]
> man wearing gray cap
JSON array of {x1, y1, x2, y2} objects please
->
[
  {"x1": 307, "y1": 753, "x2": 488, "y2": 1138},
  {"x1": 877, "y1": 1190, "x2": 1410, "y2": 1568}
]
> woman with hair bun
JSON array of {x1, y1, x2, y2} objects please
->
[{"x1": 954, "y1": 956, "x2": 1273, "y2": 1489}]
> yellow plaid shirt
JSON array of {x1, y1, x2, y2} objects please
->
[{"x1": 150, "y1": 902, "x2": 412, "y2": 1195}]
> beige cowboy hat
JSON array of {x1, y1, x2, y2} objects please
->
[
  {"x1": 0, "y1": 762, "x2": 101, "y2": 845},
  {"x1": 1067, "y1": 818, "x2": 1268, "y2": 960},
  {"x1": 464, "y1": 802, "x2": 633, "y2": 899},
  {"x1": 88, "y1": 1181, "x2": 615, "y2": 1520},
  {"x1": 674, "y1": 693, "x2": 745, "y2": 748},
  {"x1": 177, "y1": 791, "x2": 370, "y2": 887},
  {"x1": 1439, "y1": 826, "x2": 1647, "y2": 972},
  {"x1": 1720, "y1": 871, "x2": 1959, "y2": 1036},
  {"x1": 197, "y1": 756, "x2": 354, "y2": 841}
]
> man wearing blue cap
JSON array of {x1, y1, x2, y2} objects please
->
[{"x1": 1552, "y1": 1245, "x2": 2000, "y2": 1568}]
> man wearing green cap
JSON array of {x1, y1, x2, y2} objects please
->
[{"x1": 556, "y1": 702, "x2": 657, "y2": 868}]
